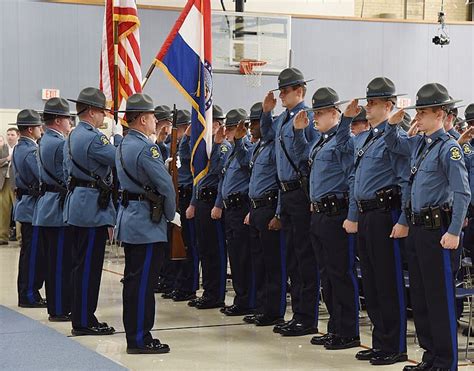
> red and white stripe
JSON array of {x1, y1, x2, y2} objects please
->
[{"x1": 100, "y1": 0, "x2": 143, "y2": 134}]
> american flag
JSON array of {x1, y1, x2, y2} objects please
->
[{"x1": 100, "y1": 0, "x2": 142, "y2": 133}]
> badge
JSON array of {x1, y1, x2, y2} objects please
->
[
  {"x1": 100, "y1": 135, "x2": 110, "y2": 145},
  {"x1": 220, "y1": 144, "x2": 228, "y2": 153},
  {"x1": 463, "y1": 143, "x2": 472, "y2": 155},
  {"x1": 150, "y1": 146, "x2": 160, "y2": 158},
  {"x1": 449, "y1": 146, "x2": 461, "y2": 161}
]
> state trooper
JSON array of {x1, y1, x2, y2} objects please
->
[
  {"x1": 153, "y1": 105, "x2": 176, "y2": 295},
  {"x1": 236, "y1": 102, "x2": 287, "y2": 326},
  {"x1": 217, "y1": 108, "x2": 255, "y2": 316},
  {"x1": 11, "y1": 109, "x2": 46, "y2": 308},
  {"x1": 385, "y1": 83, "x2": 470, "y2": 371},
  {"x1": 167, "y1": 109, "x2": 200, "y2": 302},
  {"x1": 293, "y1": 88, "x2": 360, "y2": 349},
  {"x1": 115, "y1": 93, "x2": 176, "y2": 354},
  {"x1": 261, "y1": 67, "x2": 319, "y2": 337},
  {"x1": 64, "y1": 87, "x2": 116, "y2": 336},
  {"x1": 186, "y1": 105, "x2": 231, "y2": 309},
  {"x1": 34, "y1": 98, "x2": 74, "y2": 321},
  {"x1": 350, "y1": 107, "x2": 370, "y2": 136},
  {"x1": 336, "y1": 77, "x2": 410, "y2": 365}
]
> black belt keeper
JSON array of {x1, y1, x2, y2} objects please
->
[
  {"x1": 40, "y1": 183, "x2": 67, "y2": 195},
  {"x1": 15, "y1": 187, "x2": 41, "y2": 200},
  {"x1": 312, "y1": 193, "x2": 349, "y2": 216},
  {"x1": 178, "y1": 186, "x2": 193, "y2": 200},
  {"x1": 357, "y1": 186, "x2": 401, "y2": 213},
  {"x1": 409, "y1": 204, "x2": 452, "y2": 230},
  {"x1": 279, "y1": 179, "x2": 302, "y2": 193},
  {"x1": 68, "y1": 176, "x2": 98, "y2": 190},
  {"x1": 197, "y1": 187, "x2": 218, "y2": 203},
  {"x1": 250, "y1": 190, "x2": 279, "y2": 209},
  {"x1": 223, "y1": 192, "x2": 249, "y2": 210}
]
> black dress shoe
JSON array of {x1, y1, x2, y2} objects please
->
[
  {"x1": 127, "y1": 339, "x2": 170, "y2": 354},
  {"x1": 71, "y1": 324, "x2": 116, "y2": 336},
  {"x1": 48, "y1": 314, "x2": 72, "y2": 322},
  {"x1": 403, "y1": 361, "x2": 433, "y2": 371},
  {"x1": 254, "y1": 315, "x2": 284, "y2": 327},
  {"x1": 222, "y1": 305, "x2": 253, "y2": 316},
  {"x1": 188, "y1": 297, "x2": 202, "y2": 307},
  {"x1": 430, "y1": 368, "x2": 450, "y2": 371},
  {"x1": 243, "y1": 314, "x2": 262, "y2": 324},
  {"x1": 172, "y1": 291, "x2": 196, "y2": 302},
  {"x1": 355, "y1": 348, "x2": 382, "y2": 361},
  {"x1": 279, "y1": 321, "x2": 318, "y2": 337},
  {"x1": 195, "y1": 297, "x2": 225, "y2": 309},
  {"x1": 310, "y1": 333, "x2": 335, "y2": 345},
  {"x1": 162, "y1": 290, "x2": 176, "y2": 299},
  {"x1": 324, "y1": 335, "x2": 360, "y2": 350},
  {"x1": 18, "y1": 298, "x2": 47, "y2": 308},
  {"x1": 154, "y1": 282, "x2": 172, "y2": 294},
  {"x1": 273, "y1": 319, "x2": 295, "y2": 333},
  {"x1": 0, "y1": 240, "x2": 8, "y2": 245},
  {"x1": 369, "y1": 352, "x2": 408, "y2": 365}
]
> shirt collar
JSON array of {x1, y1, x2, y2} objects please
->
[
  {"x1": 79, "y1": 120, "x2": 95, "y2": 130},
  {"x1": 321, "y1": 125, "x2": 338, "y2": 138},
  {"x1": 425, "y1": 128, "x2": 445, "y2": 143},
  {"x1": 286, "y1": 101, "x2": 307, "y2": 118},
  {"x1": 46, "y1": 128, "x2": 64, "y2": 138},
  {"x1": 371, "y1": 120, "x2": 387, "y2": 135},
  {"x1": 20, "y1": 136, "x2": 37, "y2": 146},
  {"x1": 130, "y1": 129, "x2": 152, "y2": 143}
]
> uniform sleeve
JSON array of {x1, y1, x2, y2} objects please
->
[
  {"x1": 337, "y1": 150, "x2": 358, "y2": 222},
  {"x1": 214, "y1": 176, "x2": 224, "y2": 209},
  {"x1": 141, "y1": 144, "x2": 176, "y2": 221},
  {"x1": 26, "y1": 149, "x2": 40, "y2": 183},
  {"x1": 441, "y1": 142, "x2": 471, "y2": 235},
  {"x1": 389, "y1": 151, "x2": 411, "y2": 226},
  {"x1": 54, "y1": 141, "x2": 66, "y2": 184},
  {"x1": 89, "y1": 134, "x2": 116, "y2": 167},
  {"x1": 303, "y1": 111, "x2": 317, "y2": 142},
  {"x1": 234, "y1": 137, "x2": 252, "y2": 167},
  {"x1": 384, "y1": 123, "x2": 417, "y2": 157},
  {"x1": 179, "y1": 135, "x2": 192, "y2": 161},
  {"x1": 336, "y1": 114, "x2": 355, "y2": 154},
  {"x1": 62, "y1": 141, "x2": 70, "y2": 183},
  {"x1": 260, "y1": 112, "x2": 276, "y2": 140},
  {"x1": 293, "y1": 129, "x2": 310, "y2": 166}
]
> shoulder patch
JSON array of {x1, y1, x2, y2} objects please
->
[
  {"x1": 100, "y1": 135, "x2": 110, "y2": 145},
  {"x1": 449, "y1": 146, "x2": 462, "y2": 161},
  {"x1": 462, "y1": 143, "x2": 472, "y2": 155},
  {"x1": 220, "y1": 144, "x2": 229, "y2": 153},
  {"x1": 150, "y1": 146, "x2": 160, "y2": 159}
]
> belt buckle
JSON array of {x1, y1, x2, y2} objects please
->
[
  {"x1": 223, "y1": 200, "x2": 228, "y2": 209},
  {"x1": 281, "y1": 182, "x2": 288, "y2": 192},
  {"x1": 357, "y1": 201, "x2": 364, "y2": 213},
  {"x1": 251, "y1": 199, "x2": 257, "y2": 209}
]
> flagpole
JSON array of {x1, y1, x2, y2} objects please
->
[
  {"x1": 113, "y1": 18, "x2": 119, "y2": 124},
  {"x1": 141, "y1": 63, "x2": 156, "y2": 89}
]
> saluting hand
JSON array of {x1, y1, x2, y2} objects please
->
[
  {"x1": 440, "y1": 232, "x2": 459, "y2": 250},
  {"x1": 343, "y1": 219, "x2": 358, "y2": 234},
  {"x1": 458, "y1": 126, "x2": 474, "y2": 145},
  {"x1": 263, "y1": 91, "x2": 277, "y2": 113},
  {"x1": 407, "y1": 120, "x2": 419, "y2": 137},
  {"x1": 211, "y1": 206, "x2": 223, "y2": 220},
  {"x1": 389, "y1": 223, "x2": 409, "y2": 239},
  {"x1": 344, "y1": 100, "x2": 361, "y2": 118},
  {"x1": 293, "y1": 110, "x2": 309, "y2": 130},
  {"x1": 234, "y1": 121, "x2": 247, "y2": 140},
  {"x1": 185, "y1": 124, "x2": 191, "y2": 137},
  {"x1": 214, "y1": 125, "x2": 225, "y2": 144},
  {"x1": 388, "y1": 109, "x2": 405, "y2": 126}
]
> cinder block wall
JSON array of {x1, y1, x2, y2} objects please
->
[{"x1": 354, "y1": 0, "x2": 470, "y2": 21}]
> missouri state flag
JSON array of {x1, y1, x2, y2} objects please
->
[{"x1": 154, "y1": 0, "x2": 212, "y2": 184}]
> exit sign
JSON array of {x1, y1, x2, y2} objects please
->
[
  {"x1": 397, "y1": 97, "x2": 412, "y2": 109},
  {"x1": 41, "y1": 89, "x2": 60, "y2": 100}
]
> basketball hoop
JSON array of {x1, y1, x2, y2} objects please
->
[{"x1": 239, "y1": 59, "x2": 267, "y2": 88}]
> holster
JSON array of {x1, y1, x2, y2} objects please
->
[
  {"x1": 145, "y1": 190, "x2": 164, "y2": 223},
  {"x1": 419, "y1": 204, "x2": 452, "y2": 230},
  {"x1": 375, "y1": 186, "x2": 401, "y2": 211},
  {"x1": 96, "y1": 179, "x2": 112, "y2": 210}
]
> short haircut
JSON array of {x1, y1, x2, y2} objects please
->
[{"x1": 7, "y1": 128, "x2": 19, "y2": 135}]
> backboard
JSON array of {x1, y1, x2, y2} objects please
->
[{"x1": 212, "y1": 11, "x2": 291, "y2": 75}]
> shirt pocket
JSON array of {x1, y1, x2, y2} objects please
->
[{"x1": 420, "y1": 159, "x2": 439, "y2": 172}]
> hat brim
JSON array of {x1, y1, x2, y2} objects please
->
[
  {"x1": 42, "y1": 109, "x2": 74, "y2": 117},
  {"x1": 8, "y1": 122, "x2": 43, "y2": 126},
  {"x1": 305, "y1": 100, "x2": 351, "y2": 112},
  {"x1": 176, "y1": 122, "x2": 190, "y2": 126},
  {"x1": 116, "y1": 109, "x2": 156, "y2": 114},
  {"x1": 404, "y1": 99, "x2": 463, "y2": 110},
  {"x1": 354, "y1": 93, "x2": 407, "y2": 100},
  {"x1": 270, "y1": 79, "x2": 314, "y2": 92}
]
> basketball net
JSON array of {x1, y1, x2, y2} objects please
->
[{"x1": 240, "y1": 59, "x2": 267, "y2": 88}]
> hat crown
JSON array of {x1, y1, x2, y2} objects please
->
[
  {"x1": 76, "y1": 87, "x2": 107, "y2": 109},
  {"x1": 352, "y1": 106, "x2": 367, "y2": 122},
  {"x1": 125, "y1": 93, "x2": 154, "y2": 112},
  {"x1": 249, "y1": 102, "x2": 263, "y2": 120},
  {"x1": 312, "y1": 87, "x2": 339, "y2": 109},
  {"x1": 213, "y1": 104, "x2": 225, "y2": 120},
  {"x1": 366, "y1": 77, "x2": 396, "y2": 98},
  {"x1": 415, "y1": 83, "x2": 451, "y2": 107},
  {"x1": 465, "y1": 103, "x2": 474, "y2": 121},
  {"x1": 154, "y1": 105, "x2": 172, "y2": 121},
  {"x1": 176, "y1": 109, "x2": 191, "y2": 125},
  {"x1": 226, "y1": 108, "x2": 248, "y2": 126},
  {"x1": 278, "y1": 67, "x2": 305, "y2": 89},
  {"x1": 16, "y1": 109, "x2": 42, "y2": 126},
  {"x1": 44, "y1": 97, "x2": 70, "y2": 116}
]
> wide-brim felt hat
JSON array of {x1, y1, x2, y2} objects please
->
[
  {"x1": 270, "y1": 67, "x2": 313, "y2": 91},
  {"x1": 399, "y1": 112, "x2": 413, "y2": 132},
  {"x1": 154, "y1": 105, "x2": 173, "y2": 121},
  {"x1": 225, "y1": 108, "x2": 248, "y2": 126},
  {"x1": 249, "y1": 102, "x2": 263, "y2": 121},
  {"x1": 457, "y1": 103, "x2": 474, "y2": 124},
  {"x1": 351, "y1": 106, "x2": 367, "y2": 123},
  {"x1": 213, "y1": 104, "x2": 226, "y2": 120},
  {"x1": 176, "y1": 109, "x2": 191, "y2": 125},
  {"x1": 9, "y1": 109, "x2": 43, "y2": 127},
  {"x1": 404, "y1": 83, "x2": 462, "y2": 110},
  {"x1": 116, "y1": 93, "x2": 155, "y2": 114},
  {"x1": 68, "y1": 87, "x2": 109, "y2": 111},
  {"x1": 305, "y1": 87, "x2": 349, "y2": 112},
  {"x1": 355, "y1": 77, "x2": 406, "y2": 100},
  {"x1": 43, "y1": 97, "x2": 73, "y2": 117}
]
